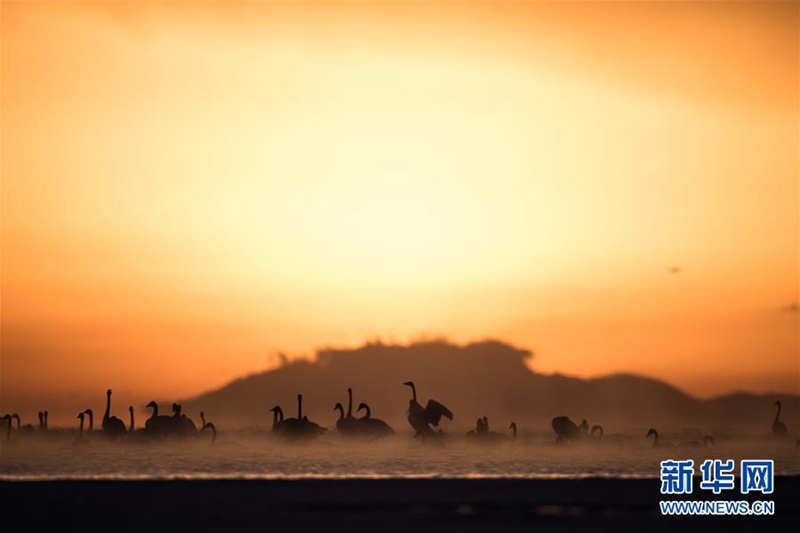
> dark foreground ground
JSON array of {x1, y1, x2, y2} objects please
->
[{"x1": 1, "y1": 477, "x2": 798, "y2": 532}]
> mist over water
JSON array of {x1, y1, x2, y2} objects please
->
[{"x1": 2, "y1": 430, "x2": 798, "y2": 481}]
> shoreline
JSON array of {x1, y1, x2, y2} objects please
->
[{"x1": 3, "y1": 476, "x2": 798, "y2": 531}]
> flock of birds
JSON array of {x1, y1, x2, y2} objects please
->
[
  {"x1": 2, "y1": 389, "x2": 217, "y2": 445},
  {"x1": 1, "y1": 384, "x2": 796, "y2": 448}
]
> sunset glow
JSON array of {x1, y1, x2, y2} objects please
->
[{"x1": 2, "y1": 1, "x2": 798, "y2": 417}]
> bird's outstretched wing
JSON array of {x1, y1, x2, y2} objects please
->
[{"x1": 425, "y1": 399, "x2": 453, "y2": 426}]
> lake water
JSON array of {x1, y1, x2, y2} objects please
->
[{"x1": 2, "y1": 429, "x2": 798, "y2": 480}]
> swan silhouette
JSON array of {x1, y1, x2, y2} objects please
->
[
  {"x1": 82, "y1": 409, "x2": 95, "y2": 434},
  {"x1": 171, "y1": 404, "x2": 199, "y2": 438},
  {"x1": 273, "y1": 395, "x2": 326, "y2": 440},
  {"x1": 509, "y1": 422, "x2": 517, "y2": 440},
  {"x1": 466, "y1": 418, "x2": 483, "y2": 438},
  {"x1": 11, "y1": 414, "x2": 35, "y2": 436},
  {"x1": 74, "y1": 412, "x2": 89, "y2": 446},
  {"x1": 356, "y1": 402, "x2": 394, "y2": 437},
  {"x1": 2, "y1": 414, "x2": 12, "y2": 442},
  {"x1": 200, "y1": 412, "x2": 217, "y2": 443},
  {"x1": 467, "y1": 416, "x2": 504, "y2": 443},
  {"x1": 551, "y1": 416, "x2": 580, "y2": 444},
  {"x1": 102, "y1": 389, "x2": 127, "y2": 440},
  {"x1": 297, "y1": 394, "x2": 327, "y2": 438},
  {"x1": 277, "y1": 398, "x2": 305, "y2": 437},
  {"x1": 270, "y1": 406, "x2": 286, "y2": 434},
  {"x1": 772, "y1": 401, "x2": 788, "y2": 436},
  {"x1": 334, "y1": 402, "x2": 359, "y2": 437},
  {"x1": 144, "y1": 401, "x2": 173, "y2": 439},
  {"x1": 125, "y1": 406, "x2": 149, "y2": 443},
  {"x1": 402, "y1": 381, "x2": 453, "y2": 440},
  {"x1": 646, "y1": 428, "x2": 673, "y2": 447},
  {"x1": 334, "y1": 387, "x2": 361, "y2": 437}
]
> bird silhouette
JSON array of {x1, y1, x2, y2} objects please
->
[
  {"x1": 334, "y1": 402, "x2": 359, "y2": 437},
  {"x1": 509, "y1": 422, "x2": 517, "y2": 440},
  {"x1": 82, "y1": 409, "x2": 95, "y2": 435},
  {"x1": 125, "y1": 406, "x2": 149, "y2": 444},
  {"x1": 11, "y1": 414, "x2": 35, "y2": 436},
  {"x1": 144, "y1": 401, "x2": 173, "y2": 440},
  {"x1": 296, "y1": 394, "x2": 327, "y2": 438},
  {"x1": 551, "y1": 416, "x2": 580, "y2": 444},
  {"x1": 467, "y1": 416, "x2": 505, "y2": 443},
  {"x1": 200, "y1": 412, "x2": 217, "y2": 444},
  {"x1": 102, "y1": 389, "x2": 127, "y2": 440},
  {"x1": 2, "y1": 414, "x2": 12, "y2": 442},
  {"x1": 334, "y1": 388, "x2": 361, "y2": 437},
  {"x1": 646, "y1": 428, "x2": 672, "y2": 447},
  {"x1": 171, "y1": 404, "x2": 199, "y2": 438},
  {"x1": 465, "y1": 418, "x2": 483, "y2": 439},
  {"x1": 74, "y1": 412, "x2": 89, "y2": 446},
  {"x1": 402, "y1": 381, "x2": 453, "y2": 441},
  {"x1": 772, "y1": 401, "x2": 788, "y2": 437},
  {"x1": 77, "y1": 412, "x2": 85, "y2": 439},
  {"x1": 356, "y1": 402, "x2": 394, "y2": 437},
  {"x1": 270, "y1": 406, "x2": 286, "y2": 434},
  {"x1": 272, "y1": 395, "x2": 326, "y2": 440}
]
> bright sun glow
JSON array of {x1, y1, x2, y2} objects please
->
[{"x1": 1, "y1": 1, "x2": 797, "y2": 411}]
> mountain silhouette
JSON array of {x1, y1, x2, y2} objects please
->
[{"x1": 180, "y1": 339, "x2": 798, "y2": 432}]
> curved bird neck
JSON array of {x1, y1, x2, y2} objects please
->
[{"x1": 104, "y1": 393, "x2": 112, "y2": 421}]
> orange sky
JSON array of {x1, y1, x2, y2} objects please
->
[{"x1": 2, "y1": 1, "x2": 798, "y2": 415}]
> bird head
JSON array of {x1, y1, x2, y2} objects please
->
[
  {"x1": 402, "y1": 381, "x2": 414, "y2": 388},
  {"x1": 509, "y1": 422, "x2": 516, "y2": 430},
  {"x1": 646, "y1": 428, "x2": 657, "y2": 437},
  {"x1": 774, "y1": 400, "x2": 782, "y2": 406},
  {"x1": 76, "y1": 413, "x2": 84, "y2": 420},
  {"x1": 146, "y1": 401, "x2": 157, "y2": 409},
  {"x1": 128, "y1": 406, "x2": 133, "y2": 412},
  {"x1": 83, "y1": 409, "x2": 93, "y2": 415},
  {"x1": 357, "y1": 402, "x2": 368, "y2": 411},
  {"x1": 333, "y1": 402, "x2": 343, "y2": 411},
  {"x1": 107, "y1": 389, "x2": 112, "y2": 396}
]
